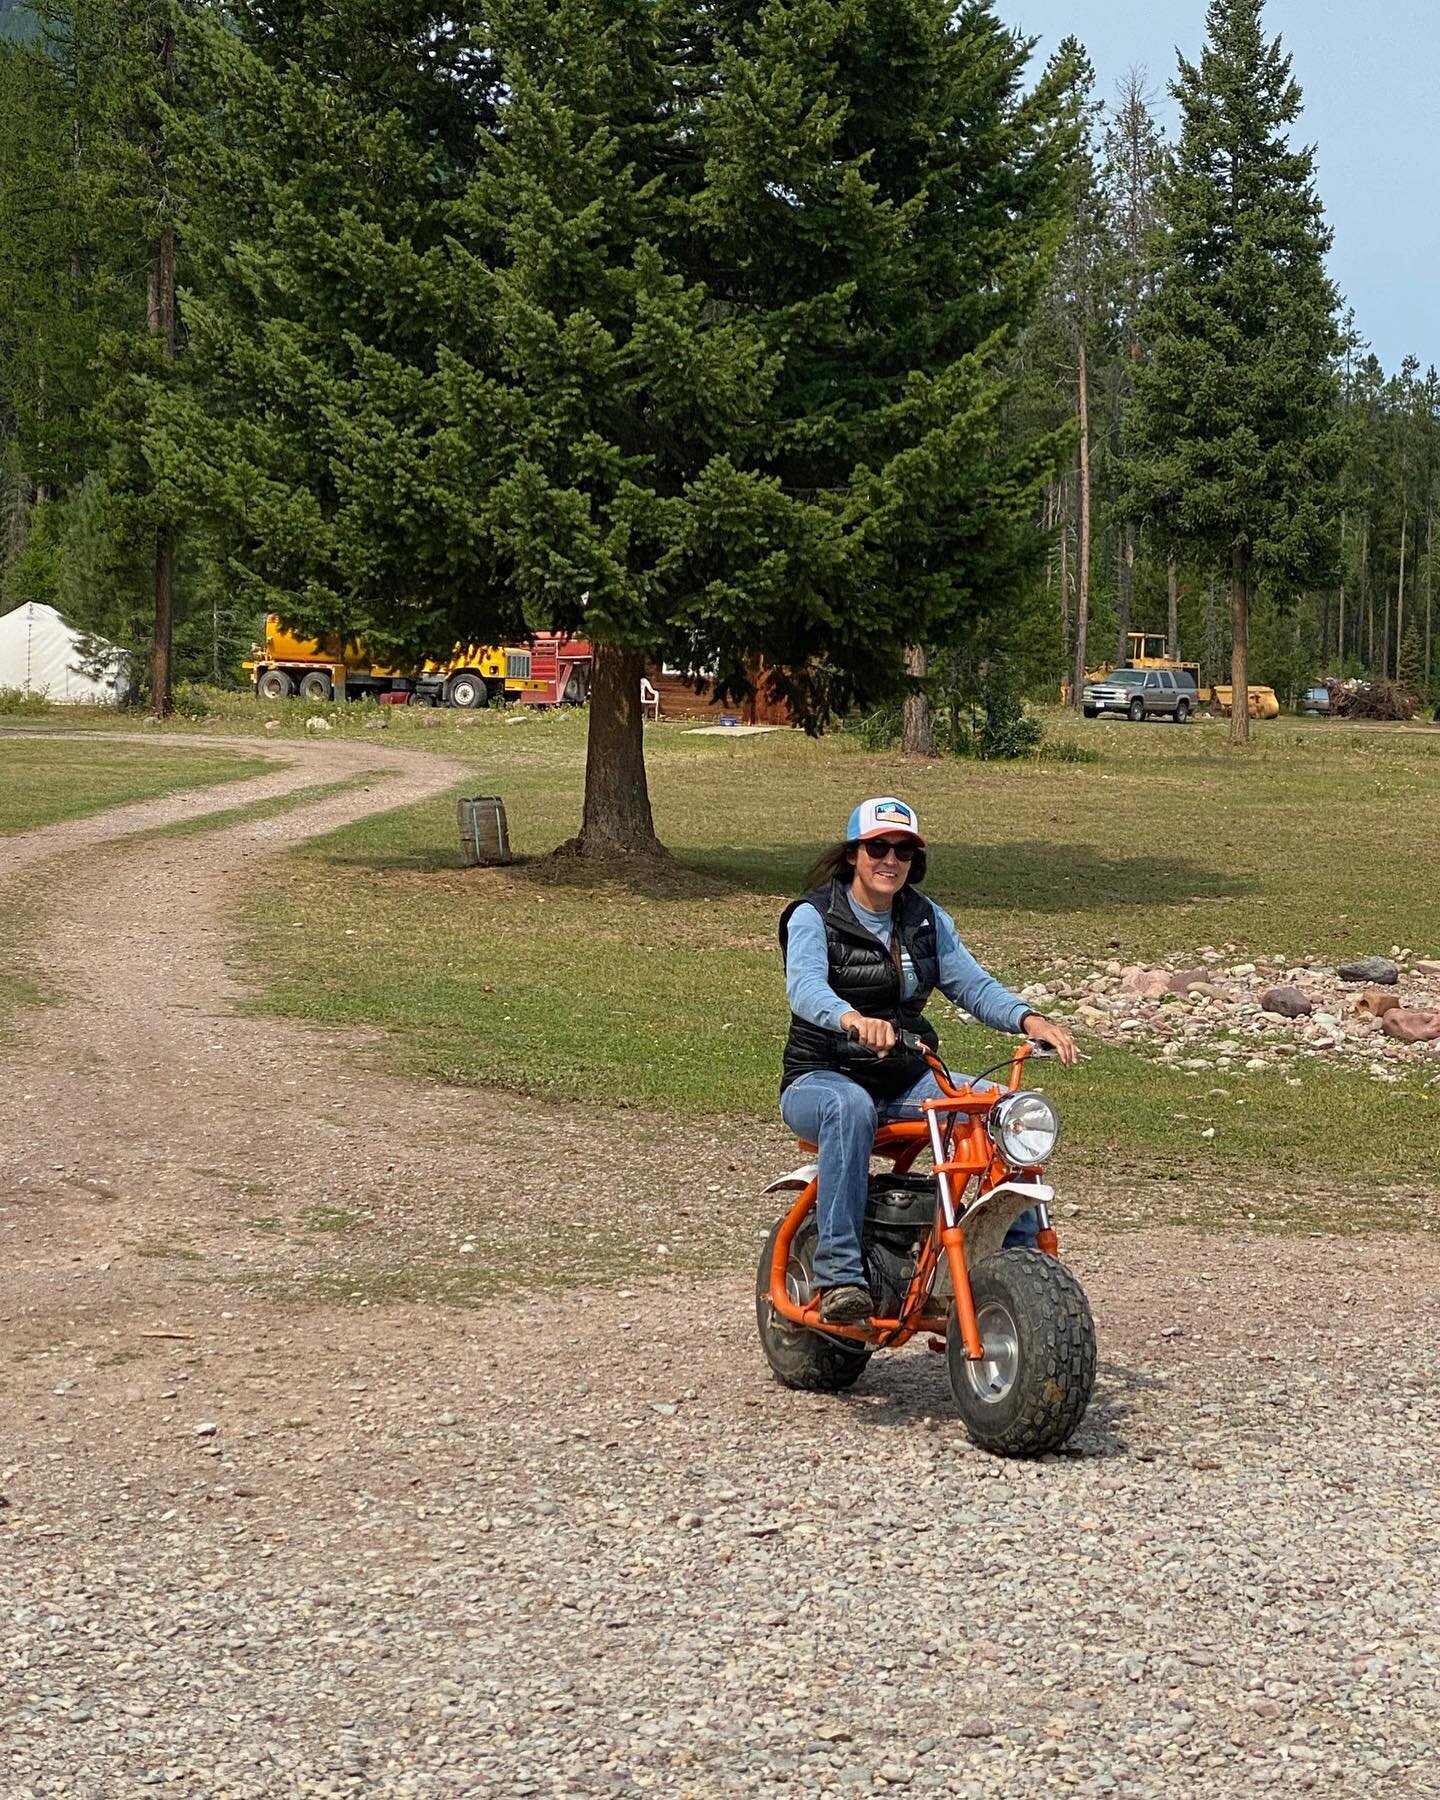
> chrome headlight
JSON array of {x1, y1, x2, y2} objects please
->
[{"x1": 991, "y1": 1090, "x2": 1060, "y2": 1169}]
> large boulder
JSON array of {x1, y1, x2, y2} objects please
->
[
  {"x1": 1259, "y1": 986, "x2": 1313, "y2": 1020},
  {"x1": 1354, "y1": 988, "x2": 1403, "y2": 1019},
  {"x1": 1119, "y1": 965, "x2": 1171, "y2": 999},
  {"x1": 1382, "y1": 1009, "x2": 1440, "y2": 1043},
  {"x1": 1337, "y1": 955, "x2": 1400, "y2": 985}
]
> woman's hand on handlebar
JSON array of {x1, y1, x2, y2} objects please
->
[
  {"x1": 1021, "y1": 1012, "x2": 1079, "y2": 1066},
  {"x1": 840, "y1": 1010, "x2": 896, "y2": 1056}
]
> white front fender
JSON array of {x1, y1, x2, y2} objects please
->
[
  {"x1": 961, "y1": 1178, "x2": 1054, "y2": 1267},
  {"x1": 762, "y1": 1162, "x2": 818, "y2": 1195}
]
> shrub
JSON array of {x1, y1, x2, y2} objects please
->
[
  {"x1": 0, "y1": 686, "x2": 51, "y2": 716},
  {"x1": 848, "y1": 664, "x2": 1094, "y2": 763},
  {"x1": 171, "y1": 681, "x2": 215, "y2": 720}
]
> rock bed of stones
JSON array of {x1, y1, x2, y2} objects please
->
[
  {"x1": 6, "y1": 1232, "x2": 1440, "y2": 1798},
  {"x1": 1018, "y1": 947, "x2": 1440, "y2": 1085}
]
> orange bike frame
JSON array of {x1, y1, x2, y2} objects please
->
[{"x1": 767, "y1": 1043, "x2": 1047, "y2": 1362}]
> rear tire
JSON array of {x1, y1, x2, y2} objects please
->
[
  {"x1": 256, "y1": 669, "x2": 294, "y2": 700},
  {"x1": 1174, "y1": 699, "x2": 1190, "y2": 724},
  {"x1": 446, "y1": 671, "x2": 488, "y2": 709},
  {"x1": 947, "y1": 1248, "x2": 1095, "y2": 1457},
  {"x1": 298, "y1": 671, "x2": 333, "y2": 701},
  {"x1": 755, "y1": 1217, "x2": 871, "y2": 1393}
]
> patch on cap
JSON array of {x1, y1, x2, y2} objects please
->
[{"x1": 846, "y1": 796, "x2": 925, "y2": 846}]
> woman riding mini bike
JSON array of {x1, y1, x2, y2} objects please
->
[
  {"x1": 756, "y1": 796, "x2": 1095, "y2": 1457},
  {"x1": 756, "y1": 1028, "x2": 1095, "y2": 1456}
]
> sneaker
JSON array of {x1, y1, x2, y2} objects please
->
[{"x1": 818, "y1": 1284, "x2": 874, "y2": 1325}]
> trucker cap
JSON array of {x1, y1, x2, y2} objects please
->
[{"x1": 846, "y1": 796, "x2": 926, "y2": 846}]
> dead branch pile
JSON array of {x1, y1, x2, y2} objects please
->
[{"x1": 1325, "y1": 677, "x2": 1419, "y2": 721}]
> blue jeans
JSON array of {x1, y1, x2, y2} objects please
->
[{"x1": 779, "y1": 1068, "x2": 1039, "y2": 1290}]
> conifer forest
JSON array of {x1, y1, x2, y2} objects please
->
[{"x1": 1, "y1": 1, "x2": 1435, "y2": 834}]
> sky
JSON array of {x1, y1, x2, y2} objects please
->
[{"x1": 1008, "y1": 0, "x2": 1439, "y2": 374}]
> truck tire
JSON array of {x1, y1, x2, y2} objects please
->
[
  {"x1": 446, "y1": 671, "x2": 488, "y2": 709},
  {"x1": 256, "y1": 669, "x2": 294, "y2": 699},
  {"x1": 947, "y1": 1248, "x2": 1095, "y2": 1457},
  {"x1": 1174, "y1": 698, "x2": 1190, "y2": 724},
  {"x1": 1128, "y1": 698, "x2": 1145, "y2": 723},
  {"x1": 755, "y1": 1217, "x2": 871, "y2": 1393},
  {"x1": 298, "y1": 671, "x2": 333, "y2": 701},
  {"x1": 1083, "y1": 706, "x2": 1097, "y2": 719}
]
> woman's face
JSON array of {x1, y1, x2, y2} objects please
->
[{"x1": 847, "y1": 838, "x2": 913, "y2": 908}]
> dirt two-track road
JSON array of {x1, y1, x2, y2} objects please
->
[{"x1": 2, "y1": 733, "x2": 1437, "y2": 1799}]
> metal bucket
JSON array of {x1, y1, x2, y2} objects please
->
[{"x1": 457, "y1": 795, "x2": 511, "y2": 866}]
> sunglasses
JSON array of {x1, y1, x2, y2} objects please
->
[{"x1": 858, "y1": 838, "x2": 916, "y2": 862}]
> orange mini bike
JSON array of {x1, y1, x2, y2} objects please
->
[{"x1": 756, "y1": 1032, "x2": 1095, "y2": 1457}]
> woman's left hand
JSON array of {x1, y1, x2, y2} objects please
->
[{"x1": 1021, "y1": 1013, "x2": 1079, "y2": 1066}]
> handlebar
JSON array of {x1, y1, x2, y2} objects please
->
[
  {"x1": 841, "y1": 1025, "x2": 1058, "y2": 1094},
  {"x1": 841, "y1": 1025, "x2": 1057, "y2": 1060}
]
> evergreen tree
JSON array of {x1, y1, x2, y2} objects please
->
[
  {"x1": 1127, "y1": 0, "x2": 1345, "y2": 744},
  {"x1": 164, "y1": 0, "x2": 1079, "y2": 851},
  {"x1": 0, "y1": 0, "x2": 190, "y2": 705},
  {"x1": 1397, "y1": 623, "x2": 1424, "y2": 696},
  {"x1": 1099, "y1": 68, "x2": 1166, "y2": 663}
]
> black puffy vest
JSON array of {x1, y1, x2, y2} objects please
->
[{"x1": 778, "y1": 880, "x2": 941, "y2": 1101}]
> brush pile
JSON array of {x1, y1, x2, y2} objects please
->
[{"x1": 1324, "y1": 677, "x2": 1419, "y2": 720}]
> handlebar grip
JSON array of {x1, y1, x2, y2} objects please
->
[{"x1": 843, "y1": 1024, "x2": 927, "y2": 1056}]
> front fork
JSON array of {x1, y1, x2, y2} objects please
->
[{"x1": 927, "y1": 1112, "x2": 1057, "y2": 1361}]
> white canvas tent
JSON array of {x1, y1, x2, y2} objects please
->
[{"x1": 0, "y1": 602, "x2": 127, "y2": 704}]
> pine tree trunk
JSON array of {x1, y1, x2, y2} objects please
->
[
  {"x1": 1362, "y1": 517, "x2": 1373, "y2": 668},
  {"x1": 1115, "y1": 520, "x2": 1135, "y2": 665},
  {"x1": 1337, "y1": 511, "x2": 1346, "y2": 666},
  {"x1": 901, "y1": 644, "x2": 937, "y2": 756},
  {"x1": 573, "y1": 642, "x2": 663, "y2": 857},
  {"x1": 1395, "y1": 514, "x2": 1407, "y2": 680},
  {"x1": 148, "y1": 219, "x2": 177, "y2": 715},
  {"x1": 1166, "y1": 557, "x2": 1180, "y2": 662},
  {"x1": 1229, "y1": 544, "x2": 1250, "y2": 748},
  {"x1": 1056, "y1": 478, "x2": 1070, "y2": 699},
  {"x1": 1382, "y1": 591, "x2": 1391, "y2": 682},
  {"x1": 147, "y1": 22, "x2": 178, "y2": 717},
  {"x1": 1071, "y1": 340, "x2": 1091, "y2": 708},
  {"x1": 4, "y1": 472, "x2": 34, "y2": 572},
  {"x1": 1426, "y1": 504, "x2": 1433, "y2": 695}
]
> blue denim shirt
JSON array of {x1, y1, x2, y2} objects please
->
[{"x1": 784, "y1": 892, "x2": 1029, "y2": 1036}]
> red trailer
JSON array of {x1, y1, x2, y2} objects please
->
[{"x1": 520, "y1": 633, "x2": 593, "y2": 705}]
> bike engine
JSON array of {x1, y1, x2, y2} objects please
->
[{"x1": 861, "y1": 1175, "x2": 934, "y2": 1317}]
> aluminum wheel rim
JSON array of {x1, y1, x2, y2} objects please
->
[
  {"x1": 766, "y1": 1243, "x2": 816, "y2": 1345},
  {"x1": 964, "y1": 1301, "x2": 1020, "y2": 1405}
]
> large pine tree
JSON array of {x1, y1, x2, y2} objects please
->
[
  {"x1": 161, "y1": 0, "x2": 1078, "y2": 849},
  {"x1": 1127, "y1": 0, "x2": 1344, "y2": 744}
]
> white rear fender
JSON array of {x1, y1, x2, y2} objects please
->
[{"x1": 762, "y1": 1163, "x2": 818, "y2": 1195}]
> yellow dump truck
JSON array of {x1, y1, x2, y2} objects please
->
[{"x1": 244, "y1": 617, "x2": 547, "y2": 707}]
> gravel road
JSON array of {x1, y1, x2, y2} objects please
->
[{"x1": 2, "y1": 733, "x2": 1438, "y2": 1799}]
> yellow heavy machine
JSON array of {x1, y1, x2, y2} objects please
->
[
  {"x1": 244, "y1": 616, "x2": 548, "y2": 707},
  {"x1": 1078, "y1": 632, "x2": 1279, "y2": 719},
  {"x1": 1085, "y1": 632, "x2": 1200, "y2": 689}
]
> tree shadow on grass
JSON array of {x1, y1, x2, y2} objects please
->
[
  {"x1": 684, "y1": 840, "x2": 1256, "y2": 917},
  {"x1": 320, "y1": 837, "x2": 1255, "y2": 917}
]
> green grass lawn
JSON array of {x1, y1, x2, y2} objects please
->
[
  {"x1": 236, "y1": 710, "x2": 1440, "y2": 1209},
  {"x1": 0, "y1": 736, "x2": 271, "y2": 833}
]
